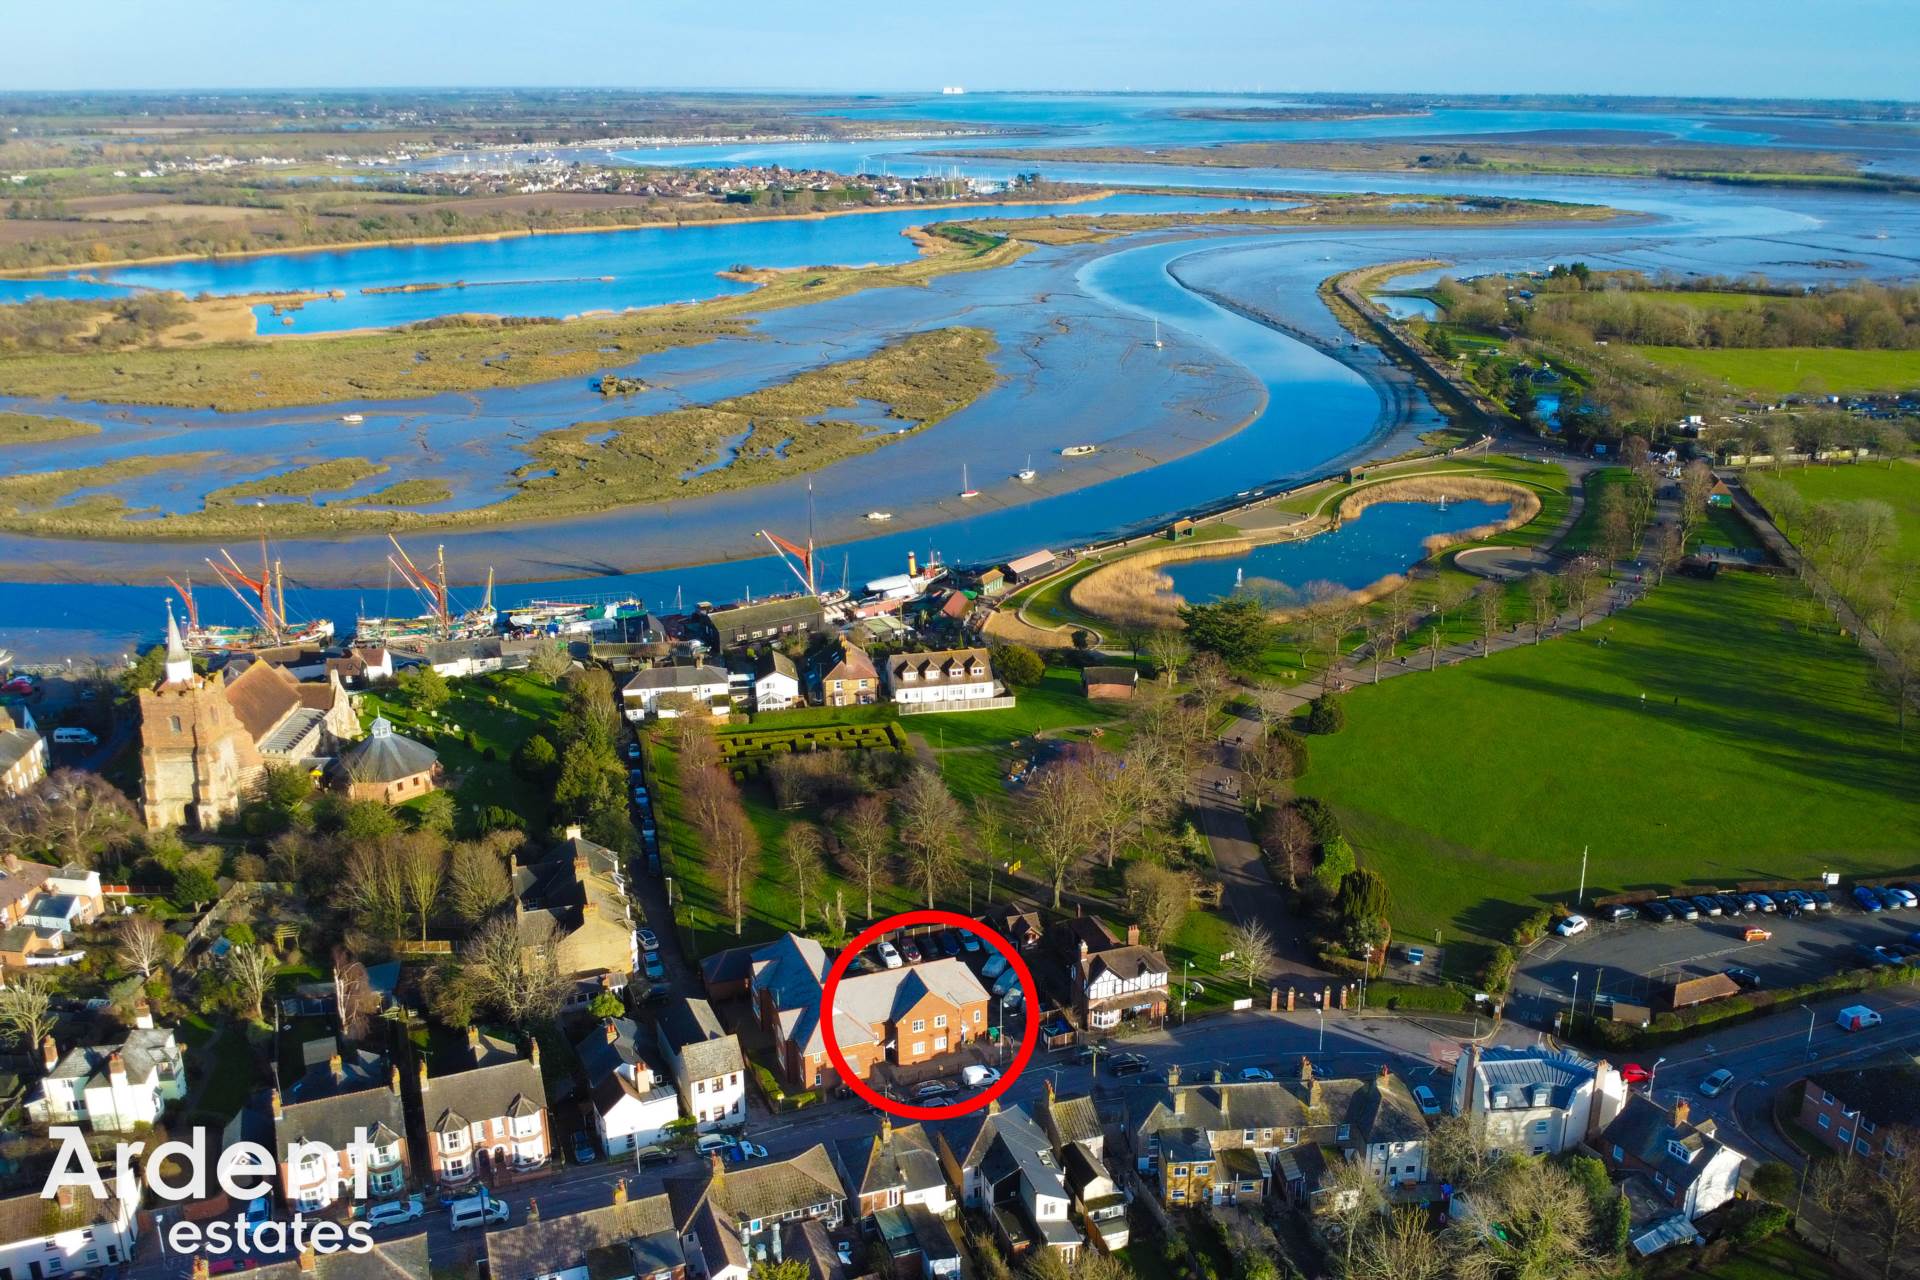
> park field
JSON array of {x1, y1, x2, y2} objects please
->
[
  {"x1": 1296, "y1": 570, "x2": 1918, "y2": 972},
  {"x1": 1633, "y1": 344, "x2": 1920, "y2": 394},
  {"x1": 1772, "y1": 460, "x2": 1920, "y2": 563}
]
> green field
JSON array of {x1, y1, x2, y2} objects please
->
[
  {"x1": 1296, "y1": 571, "x2": 1918, "y2": 971},
  {"x1": 1635, "y1": 345, "x2": 1920, "y2": 394},
  {"x1": 1772, "y1": 460, "x2": 1920, "y2": 563},
  {"x1": 356, "y1": 670, "x2": 565, "y2": 828}
]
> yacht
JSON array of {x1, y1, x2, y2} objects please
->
[
  {"x1": 959, "y1": 464, "x2": 979, "y2": 499},
  {"x1": 341, "y1": 413, "x2": 364, "y2": 423},
  {"x1": 1015, "y1": 454, "x2": 1036, "y2": 483},
  {"x1": 1060, "y1": 444, "x2": 1098, "y2": 457},
  {"x1": 865, "y1": 511, "x2": 894, "y2": 522}
]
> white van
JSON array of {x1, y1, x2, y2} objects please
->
[
  {"x1": 51, "y1": 727, "x2": 97, "y2": 746},
  {"x1": 1837, "y1": 1005, "x2": 1884, "y2": 1032},
  {"x1": 447, "y1": 1190, "x2": 509, "y2": 1231}
]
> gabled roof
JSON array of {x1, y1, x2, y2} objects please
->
[
  {"x1": 1602, "y1": 1095, "x2": 1742, "y2": 1191},
  {"x1": 1041, "y1": 1089, "x2": 1103, "y2": 1148},
  {"x1": 0, "y1": 1184, "x2": 131, "y2": 1244},
  {"x1": 1465, "y1": 1046, "x2": 1596, "y2": 1112},
  {"x1": 1341, "y1": 1074, "x2": 1430, "y2": 1148},
  {"x1": 424, "y1": 1051, "x2": 546, "y2": 1135},
  {"x1": 835, "y1": 1121, "x2": 945, "y2": 1201},
  {"x1": 248, "y1": 1235, "x2": 429, "y2": 1280},
  {"x1": 1083, "y1": 945, "x2": 1169, "y2": 984},
  {"x1": 884, "y1": 647, "x2": 993, "y2": 687},
  {"x1": 276, "y1": 1049, "x2": 405, "y2": 1152},
  {"x1": 45, "y1": 1025, "x2": 179, "y2": 1087},
  {"x1": 936, "y1": 1103, "x2": 1067, "y2": 1203},
  {"x1": 1129, "y1": 1078, "x2": 1310, "y2": 1145},
  {"x1": 666, "y1": 1144, "x2": 843, "y2": 1232},
  {"x1": 659, "y1": 996, "x2": 744, "y2": 1082},
  {"x1": 755, "y1": 650, "x2": 799, "y2": 681},
  {"x1": 486, "y1": 1191, "x2": 677, "y2": 1280},
  {"x1": 625, "y1": 663, "x2": 729, "y2": 693}
]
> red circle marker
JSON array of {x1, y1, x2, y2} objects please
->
[{"x1": 820, "y1": 909, "x2": 1040, "y2": 1120}]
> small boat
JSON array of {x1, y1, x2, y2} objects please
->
[
  {"x1": 865, "y1": 511, "x2": 894, "y2": 522},
  {"x1": 959, "y1": 464, "x2": 979, "y2": 500},
  {"x1": 341, "y1": 413, "x2": 364, "y2": 424},
  {"x1": 1152, "y1": 318, "x2": 1164, "y2": 349},
  {"x1": 1060, "y1": 444, "x2": 1098, "y2": 457},
  {"x1": 1015, "y1": 454, "x2": 1036, "y2": 483}
]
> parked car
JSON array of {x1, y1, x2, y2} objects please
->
[
  {"x1": 901, "y1": 938, "x2": 923, "y2": 964},
  {"x1": 1642, "y1": 900, "x2": 1674, "y2": 923},
  {"x1": 1724, "y1": 966, "x2": 1761, "y2": 989},
  {"x1": 727, "y1": 1140, "x2": 768, "y2": 1163},
  {"x1": 627, "y1": 742, "x2": 641, "y2": 760},
  {"x1": 960, "y1": 932, "x2": 982, "y2": 954},
  {"x1": 638, "y1": 928, "x2": 660, "y2": 952},
  {"x1": 981, "y1": 952, "x2": 1010, "y2": 981},
  {"x1": 1809, "y1": 890, "x2": 1833, "y2": 910},
  {"x1": 962, "y1": 1064, "x2": 1003, "y2": 1088},
  {"x1": 1239, "y1": 1067, "x2": 1275, "y2": 1082},
  {"x1": 1874, "y1": 887, "x2": 1904, "y2": 910},
  {"x1": 1891, "y1": 888, "x2": 1918, "y2": 909},
  {"x1": 1553, "y1": 914, "x2": 1589, "y2": 938},
  {"x1": 1110, "y1": 1053, "x2": 1149, "y2": 1076},
  {"x1": 877, "y1": 942, "x2": 903, "y2": 969},
  {"x1": 635, "y1": 1145, "x2": 674, "y2": 1169},
  {"x1": 1752, "y1": 893, "x2": 1780, "y2": 913},
  {"x1": 646, "y1": 851, "x2": 662, "y2": 876},
  {"x1": 1412, "y1": 1084, "x2": 1442, "y2": 1115},
  {"x1": 1620, "y1": 1063, "x2": 1652, "y2": 1085},
  {"x1": 573, "y1": 1130, "x2": 600, "y2": 1164},
  {"x1": 1405, "y1": 945, "x2": 1426, "y2": 965},
  {"x1": 1877, "y1": 946, "x2": 1908, "y2": 966},
  {"x1": 448, "y1": 1190, "x2": 509, "y2": 1231},
  {"x1": 939, "y1": 931, "x2": 961, "y2": 958},
  {"x1": 208, "y1": 1261, "x2": 254, "y2": 1276},
  {"x1": 1854, "y1": 943, "x2": 1895, "y2": 967},
  {"x1": 643, "y1": 953, "x2": 666, "y2": 981},
  {"x1": 1689, "y1": 896, "x2": 1722, "y2": 918},
  {"x1": 1667, "y1": 899, "x2": 1699, "y2": 921},
  {"x1": 914, "y1": 1081, "x2": 954, "y2": 1100},
  {"x1": 696, "y1": 1133, "x2": 734, "y2": 1156},
  {"x1": 1699, "y1": 1069, "x2": 1735, "y2": 1097},
  {"x1": 363, "y1": 1195, "x2": 425, "y2": 1229},
  {"x1": 1715, "y1": 894, "x2": 1747, "y2": 915},
  {"x1": 1855, "y1": 886, "x2": 1886, "y2": 912},
  {"x1": 1602, "y1": 904, "x2": 1638, "y2": 923}
]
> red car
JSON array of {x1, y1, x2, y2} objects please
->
[
  {"x1": 1619, "y1": 1063, "x2": 1652, "y2": 1085},
  {"x1": 208, "y1": 1260, "x2": 255, "y2": 1275}
]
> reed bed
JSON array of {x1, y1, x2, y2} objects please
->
[{"x1": 1068, "y1": 537, "x2": 1254, "y2": 629}]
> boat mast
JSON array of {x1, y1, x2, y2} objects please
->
[
  {"x1": 274, "y1": 559, "x2": 288, "y2": 643},
  {"x1": 166, "y1": 575, "x2": 200, "y2": 633}
]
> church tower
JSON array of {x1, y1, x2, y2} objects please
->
[{"x1": 137, "y1": 609, "x2": 263, "y2": 831}]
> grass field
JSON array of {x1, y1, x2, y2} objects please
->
[
  {"x1": 1635, "y1": 345, "x2": 1920, "y2": 394},
  {"x1": 356, "y1": 670, "x2": 565, "y2": 829},
  {"x1": 1772, "y1": 460, "x2": 1920, "y2": 563},
  {"x1": 1296, "y1": 571, "x2": 1918, "y2": 973}
]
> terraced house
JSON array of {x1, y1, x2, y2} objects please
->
[
  {"x1": 749, "y1": 933, "x2": 988, "y2": 1088},
  {"x1": 419, "y1": 1029, "x2": 551, "y2": 1190}
]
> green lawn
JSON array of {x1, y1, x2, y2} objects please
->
[
  {"x1": 357, "y1": 670, "x2": 566, "y2": 828},
  {"x1": 1699, "y1": 1235, "x2": 1835, "y2": 1279},
  {"x1": 1296, "y1": 572, "x2": 1919, "y2": 973},
  {"x1": 1772, "y1": 458, "x2": 1920, "y2": 561},
  {"x1": 1558, "y1": 467, "x2": 1628, "y2": 555},
  {"x1": 1635, "y1": 345, "x2": 1920, "y2": 394}
]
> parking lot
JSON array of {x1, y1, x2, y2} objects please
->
[{"x1": 1519, "y1": 893, "x2": 1920, "y2": 1018}]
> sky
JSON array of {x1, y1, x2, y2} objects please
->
[{"x1": 7, "y1": 0, "x2": 1918, "y2": 100}]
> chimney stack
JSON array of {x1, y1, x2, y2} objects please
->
[
  {"x1": 467, "y1": 1026, "x2": 481, "y2": 1055},
  {"x1": 328, "y1": 1052, "x2": 344, "y2": 1086},
  {"x1": 298, "y1": 1244, "x2": 318, "y2": 1274},
  {"x1": 881, "y1": 1116, "x2": 892, "y2": 1144},
  {"x1": 605, "y1": 1019, "x2": 620, "y2": 1045},
  {"x1": 1672, "y1": 1099, "x2": 1691, "y2": 1127},
  {"x1": 1044, "y1": 1077, "x2": 1055, "y2": 1105},
  {"x1": 1378, "y1": 1064, "x2": 1390, "y2": 1081},
  {"x1": 55, "y1": 1185, "x2": 75, "y2": 1210},
  {"x1": 1166, "y1": 1064, "x2": 1181, "y2": 1089},
  {"x1": 271, "y1": 1086, "x2": 284, "y2": 1120},
  {"x1": 108, "y1": 1053, "x2": 126, "y2": 1084},
  {"x1": 1299, "y1": 1057, "x2": 1313, "y2": 1085},
  {"x1": 1173, "y1": 1090, "x2": 1187, "y2": 1118},
  {"x1": 530, "y1": 1038, "x2": 541, "y2": 1068},
  {"x1": 1126, "y1": 923, "x2": 1140, "y2": 947},
  {"x1": 527, "y1": 1199, "x2": 540, "y2": 1223},
  {"x1": 418, "y1": 1060, "x2": 430, "y2": 1093},
  {"x1": 709, "y1": 1151, "x2": 726, "y2": 1181},
  {"x1": 41, "y1": 1035, "x2": 57, "y2": 1072},
  {"x1": 613, "y1": 1178, "x2": 629, "y2": 1207},
  {"x1": 573, "y1": 852, "x2": 591, "y2": 878},
  {"x1": 1078, "y1": 939, "x2": 1088, "y2": 958},
  {"x1": 134, "y1": 1000, "x2": 155, "y2": 1031},
  {"x1": 192, "y1": 1259, "x2": 211, "y2": 1280},
  {"x1": 390, "y1": 1065, "x2": 402, "y2": 1096},
  {"x1": 564, "y1": 824, "x2": 583, "y2": 842}
]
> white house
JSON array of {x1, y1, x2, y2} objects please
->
[
  {"x1": 882, "y1": 648, "x2": 1000, "y2": 710},
  {"x1": 27, "y1": 1006, "x2": 186, "y2": 1132},
  {"x1": 1450, "y1": 1044, "x2": 1627, "y2": 1157},
  {"x1": 1600, "y1": 1096, "x2": 1746, "y2": 1221},
  {"x1": 1338, "y1": 1070, "x2": 1431, "y2": 1189},
  {"x1": 752, "y1": 651, "x2": 801, "y2": 713},
  {"x1": 622, "y1": 664, "x2": 730, "y2": 720},
  {"x1": 0, "y1": 705, "x2": 45, "y2": 798},
  {"x1": 937, "y1": 1104, "x2": 1081, "y2": 1257},
  {"x1": 577, "y1": 1018, "x2": 682, "y2": 1155},
  {"x1": 655, "y1": 997, "x2": 746, "y2": 1131},
  {"x1": 0, "y1": 1184, "x2": 140, "y2": 1278}
]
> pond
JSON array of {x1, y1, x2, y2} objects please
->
[{"x1": 1159, "y1": 500, "x2": 1511, "y2": 602}]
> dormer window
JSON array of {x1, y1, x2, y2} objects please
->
[{"x1": 1666, "y1": 1139, "x2": 1697, "y2": 1163}]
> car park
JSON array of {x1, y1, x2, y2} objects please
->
[
  {"x1": 573, "y1": 1130, "x2": 599, "y2": 1163},
  {"x1": 1854, "y1": 886, "x2": 1884, "y2": 912},
  {"x1": 1413, "y1": 1084, "x2": 1442, "y2": 1115},
  {"x1": 877, "y1": 942, "x2": 903, "y2": 969},
  {"x1": 1699, "y1": 1069, "x2": 1734, "y2": 1097},
  {"x1": 1239, "y1": 1067, "x2": 1275, "y2": 1082},
  {"x1": 1553, "y1": 914, "x2": 1589, "y2": 937},
  {"x1": 1642, "y1": 900, "x2": 1673, "y2": 923},
  {"x1": 1689, "y1": 896, "x2": 1721, "y2": 918}
]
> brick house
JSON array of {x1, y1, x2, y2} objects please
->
[
  {"x1": 1798, "y1": 1058, "x2": 1920, "y2": 1160},
  {"x1": 487, "y1": 1179, "x2": 686, "y2": 1280},
  {"x1": 1055, "y1": 918, "x2": 1170, "y2": 1032},
  {"x1": 833, "y1": 1117, "x2": 953, "y2": 1218},
  {"x1": 750, "y1": 933, "x2": 989, "y2": 1088},
  {"x1": 330, "y1": 717, "x2": 440, "y2": 805},
  {"x1": 1597, "y1": 1096, "x2": 1745, "y2": 1222},
  {"x1": 810, "y1": 641, "x2": 879, "y2": 708},
  {"x1": 419, "y1": 1029, "x2": 551, "y2": 1190}
]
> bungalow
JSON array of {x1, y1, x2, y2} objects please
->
[
  {"x1": 623, "y1": 663, "x2": 731, "y2": 720},
  {"x1": 655, "y1": 996, "x2": 747, "y2": 1131},
  {"x1": 1598, "y1": 1096, "x2": 1746, "y2": 1223},
  {"x1": 272, "y1": 1043, "x2": 411, "y2": 1211},
  {"x1": 419, "y1": 1029, "x2": 551, "y2": 1190},
  {"x1": 27, "y1": 1004, "x2": 186, "y2": 1133},
  {"x1": 882, "y1": 648, "x2": 1000, "y2": 711},
  {"x1": 576, "y1": 1017, "x2": 683, "y2": 1156},
  {"x1": 0, "y1": 1184, "x2": 140, "y2": 1280}
]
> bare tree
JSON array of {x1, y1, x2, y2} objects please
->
[
  {"x1": 1123, "y1": 862, "x2": 1192, "y2": 947},
  {"x1": 780, "y1": 823, "x2": 825, "y2": 930},
  {"x1": 1450, "y1": 1158, "x2": 1599, "y2": 1280},
  {"x1": 446, "y1": 834, "x2": 514, "y2": 927},
  {"x1": 1809, "y1": 1156, "x2": 1870, "y2": 1258},
  {"x1": 1426, "y1": 1112, "x2": 1496, "y2": 1188},
  {"x1": 1238, "y1": 733, "x2": 1294, "y2": 814},
  {"x1": 1145, "y1": 630, "x2": 1191, "y2": 685},
  {"x1": 968, "y1": 796, "x2": 1012, "y2": 909},
  {"x1": 1882, "y1": 620, "x2": 1920, "y2": 745},
  {"x1": 1351, "y1": 1207, "x2": 1458, "y2": 1280},
  {"x1": 895, "y1": 768, "x2": 962, "y2": 909},
  {"x1": 1186, "y1": 652, "x2": 1234, "y2": 716},
  {"x1": 396, "y1": 834, "x2": 447, "y2": 942},
  {"x1": 1476, "y1": 582, "x2": 1504, "y2": 657},
  {"x1": 1650, "y1": 522, "x2": 1684, "y2": 586},
  {"x1": 1868, "y1": 1129, "x2": 1920, "y2": 1280},
  {"x1": 461, "y1": 915, "x2": 570, "y2": 1027},
  {"x1": 1366, "y1": 617, "x2": 1400, "y2": 684},
  {"x1": 1321, "y1": 1156, "x2": 1387, "y2": 1275},
  {"x1": 1226, "y1": 917, "x2": 1276, "y2": 989},
  {"x1": 526, "y1": 637, "x2": 574, "y2": 683},
  {"x1": 117, "y1": 914, "x2": 170, "y2": 980},
  {"x1": 838, "y1": 795, "x2": 894, "y2": 919},
  {"x1": 1677, "y1": 460, "x2": 1716, "y2": 542},
  {"x1": 1024, "y1": 760, "x2": 1101, "y2": 908},
  {"x1": 1426, "y1": 614, "x2": 1449, "y2": 671},
  {"x1": 1258, "y1": 806, "x2": 1313, "y2": 890},
  {"x1": 0, "y1": 973, "x2": 57, "y2": 1054},
  {"x1": 225, "y1": 943, "x2": 278, "y2": 1021},
  {"x1": 1561, "y1": 557, "x2": 1598, "y2": 630},
  {"x1": 339, "y1": 841, "x2": 409, "y2": 939},
  {"x1": 1525, "y1": 571, "x2": 1557, "y2": 644},
  {"x1": 707, "y1": 798, "x2": 760, "y2": 936},
  {"x1": 19, "y1": 770, "x2": 138, "y2": 868}
]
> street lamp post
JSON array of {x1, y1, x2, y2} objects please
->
[
  {"x1": 1649, "y1": 1056, "x2": 1668, "y2": 1093},
  {"x1": 1576, "y1": 846, "x2": 1589, "y2": 910},
  {"x1": 1316, "y1": 1007, "x2": 1325, "y2": 1054}
]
